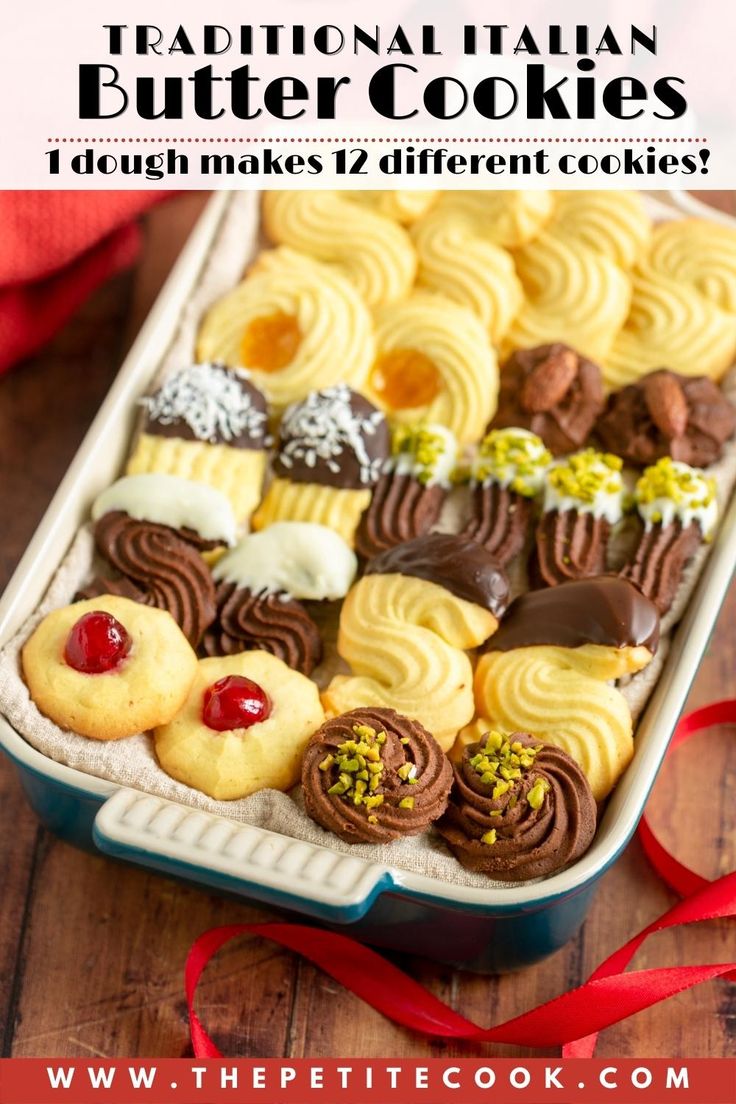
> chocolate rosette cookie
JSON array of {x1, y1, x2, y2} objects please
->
[
  {"x1": 79, "y1": 474, "x2": 238, "y2": 648},
  {"x1": 202, "y1": 522, "x2": 357, "y2": 676},
  {"x1": 596, "y1": 369, "x2": 736, "y2": 469},
  {"x1": 302, "y1": 707, "x2": 453, "y2": 844},
  {"x1": 252, "y1": 385, "x2": 391, "y2": 546},
  {"x1": 355, "y1": 422, "x2": 457, "y2": 559},
  {"x1": 437, "y1": 730, "x2": 596, "y2": 881},
  {"x1": 621, "y1": 457, "x2": 718, "y2": 614},
  {"x1": 491, "y1": 343, "x2": 605, "y2": 456},
  {"x1": 534, "y1": 449, "x2": 625, "y2": 587},
  {"x1": 460, "y1": 428, "x2": 551, "y2": 564}
]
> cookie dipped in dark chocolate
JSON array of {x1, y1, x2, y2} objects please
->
[
  {"x1": 365, "y1": 532, "x2": 509, "y2": 617},
  {"x1": 272, "y1": 385, "x2": 390, "y2": 489},
  {"x1": 484, "y1": 575, "x2": 659, "y2": 655},
  {"x1": 140, "y1": 363, "x2": 270, "y2": 449}
]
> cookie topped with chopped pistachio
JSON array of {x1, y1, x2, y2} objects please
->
[
  {"x1": 633, "y1": 457, "x2": 717, "y2": 538},
  {"x1": 471, "y1": 428, "x2": 551, "y2": 496},
  {"x1": 437, "y1": 730, "x2": 596, "y2": 881},
  {"x1": 301, "y1": 706, "x2": 453, "y2": 844}
]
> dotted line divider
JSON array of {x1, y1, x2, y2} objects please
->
[{"x1": 47, "y1": 136, "x2": 709, "y2": 144}]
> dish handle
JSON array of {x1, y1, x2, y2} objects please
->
[{"x1": 93, "y1": 788, "x2": 393, "y2": 922}]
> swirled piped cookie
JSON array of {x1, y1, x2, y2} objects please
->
[
  {"x1": 604, "y1": 260, "x2": 736, "y2": 389},
  {"x1": 196, "y1": 247, "x2": 375, "y2": 410},
  {"x1": 548, "y1": 191, "x2": 651, "y2": 269},
  {"x1": 347, "y1": 190, "x2": 439, "y2": 225},
  {"x1": 80, "y1": 474, "x2": 239, "y2": 647},
  {"x1": 411, "y1": 205, "x2": 524, "y2": 343},
  {"x1": 505, "y1": 231, "x2": 632, "y2": 363},
  {"x1": 470, "y1": 576, "x2": 660, "y2": 800},
  {"x1": 364, "y1": 293, "x2": 499, "y2": 444},
  {"x1": 647, "y1": 218, "x2": 736, "y2": 314},
  {"x1": 154, "y1": 651, "x2": 325, "y2": 800},
  {"x1": 252, "y1": 386, "x2": 390, "y2": 547},
  {"x1": 323, "y1": 533, "x2": 509, "y2": 751},
  {"x1": 261, "y1": 191, "x2": 416, "y2": 307},
  {"x1": 126, "y1": 363, "x2": 270, "y2": 523}
]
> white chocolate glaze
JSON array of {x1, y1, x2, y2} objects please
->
[{"x1": 92, "y1": 474, "x2": 238, "y2": 546}]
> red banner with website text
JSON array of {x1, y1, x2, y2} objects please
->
[{"x1": 0, "y1": 1057, "x2": 734, "y2": 1104}]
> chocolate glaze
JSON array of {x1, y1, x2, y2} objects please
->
[
  {"x1": 460, "y1": 483, "x2": 534, "y2": 565},
  {"x1": 491, "y1": 344, "x2": 605, "y2": 456},
  {"x1": 143, "y1": 366, "x2": 270, "y2": 449},
  {"x1": 484, "y1": 575, "x2": 660, "y2": 655},
  {"x1": 533, "y1": 509, "x2": 610, "y2": 587},
  {"x1": 202, "y1": 581, "x2": 322, "y2": 676},
  {"x1": 437, "y1": 732, "x2": 597, "y2": 881},
  {"x1": 365, "y1": 532, "x2": 509, "y2": 617},
  {"x1": 273, "y1": 386, "x2": 390, "y2": 490},
  {"x1": 78, "y1": 511, "x2": 216, "y2": 647},
  {"x1": 354, "y1": 472, "x2": 447, "y2": 560},
  {"x1": 621, "y1": 521, "x2": 702, "y2": 615},
  {"x1": 302, "y1": 707, "x2": 453, "y2": 844},
  {"x1": 596, "y1": 370, "x2": 736, "y2": 468}
]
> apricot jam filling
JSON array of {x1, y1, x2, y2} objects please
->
[
  {"x1": 240, "y1": 311, "x2": 301, "y2": 373},
  {"x1": 370, "y1": 348, "x2": 441, "y2": 410}
]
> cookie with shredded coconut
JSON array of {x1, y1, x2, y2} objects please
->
[
  {"x1": 126, "y1": 363, "x2": 270, "y2": 523},
  {"x1": 252, "y1": 386, "x2": 390, "y2": 546}
]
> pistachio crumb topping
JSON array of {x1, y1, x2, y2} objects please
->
[
  {"x1": 472, "y1": 428, "x2": 551, "y2": 496},
  {"x1": 545, "y1": 448, "x2": 625, "y2": 522},
  {"x1": 399, "y1": 797, "x2": 415, "y2": 810},
  {"x1": 470, "y1": 731, "x2": 551, "y2": 813},
  {"x1": 481, "y1": 829, "x2": 497, "y2": 846},
  {"x1": 391, "y1": 422, "x2": 458, "y2": 487},
  {"x1": 324, "y1": 720, "x2": 419, "y2": 816},
  {"x1": 635, "y1": 457, "x2": 718, "y2": 539}
]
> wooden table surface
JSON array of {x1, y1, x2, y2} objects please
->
[{"x1": 1, "y1": 192, "x2": 734, "y2": 1061}]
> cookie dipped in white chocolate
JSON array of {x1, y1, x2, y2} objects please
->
[
  {"x1": 213, "y1": 522, "x2": 357, "y2": 601},
  {"x1": 92, "y1": 474, "x2": 238, "y2": 546}
]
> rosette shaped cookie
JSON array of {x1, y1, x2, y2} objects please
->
[
  {"x1": 261, "y1": 191, "x2": 416, "y2": 307},
  {"x1": 505, "y1": 232, "x2": 631, "y2": 363},
  {"x1": 473, "y1": 577, "x2": 660, "y2": 799},
  {"x1": 80, "y1": 474, "x2": 238, "y2": 647},
  {"x1": 154, "y1": 652, "x2": 325, "y2": 800},
  {"x1": 548, "y1": 191, "x2": 651, "y2": 269},
  {"x1": 492, "y1": 343, "x2": 605, "y2": 456},
  {"x1": 647, "y1": 218, "x2": 736, "y2": 315},
  {"x1": 365, "y1": 293, "x2": 499, "y2": 445},
  {"x1": 437, "y1": 730, "x2": 596, "y2": 880},
  {"x1": 126, "y1": 363, "x2": 270, "y2": 523},
  {"x1": 460, "y1": 428, "x2": 550, "y2": 564},
  {"x1": 302, "y1": 707, "x2": 453, "y2": 844},
  {"x1": 203, "y1": 522, "x2": 358, "y2": 675},
  {"x1": 355, "y1": 422, "x2": 458, "y2": 560},
  {"x1": 196, "y1": 247, "x2": 375, "y2": 410},
  {"x1": 621, "y1": 458, "x2": 718, "y2": 614},
  {"x1": 23, "y1": 595, "x2": 198, "y2": 741},
  {"x1": 605, "y1": 260, "x2": 736, "y2": 389},
  {"x1": 411, "y1": 202, "x2": 525, "y2": 343},
  {"x1": 596, "y1": 369, "x2": 736, "y2": 468},
  {"x1": 252, "y1": 386, "x2": 390, "y2": 546},
  {"x1": 323, "y1": 534, "x2": 509, "y2": 751},
  {"x1": 534, "y1": 449, "x2": 625, "y2": 588},
  {"x1": 347, "y1": 190, "x2": 439, "y2": 225}
]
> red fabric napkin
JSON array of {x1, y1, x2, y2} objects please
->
[{"x1": 0, "y1": 191, "x2": 169, "y2": 375}]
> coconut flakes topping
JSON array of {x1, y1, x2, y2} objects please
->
[
  {"x1": 277, "y1": 385, "x2": 386, "y2": 484},
  {"x1": 140, "y1": 363, "x2": 269, "y2": 445}
]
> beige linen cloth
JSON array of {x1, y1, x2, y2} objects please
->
[{"x1": 2, "y1": 193, "x2": 735, "y2": 890}]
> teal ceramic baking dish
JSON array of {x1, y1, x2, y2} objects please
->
[{"x1": 1, "y1": 191, "x2": 735, "y2": 972}]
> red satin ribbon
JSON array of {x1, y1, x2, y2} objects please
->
[{"x1": 185, "y1": 699, "x2": 736, "y2": 1058}]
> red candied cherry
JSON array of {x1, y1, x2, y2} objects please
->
[
  {"x1": 203, "y1": 675, "x2": 272, "y2": 732},
  {"x1": 64, "y1": 610, "x2": 132, "y2": 674}
]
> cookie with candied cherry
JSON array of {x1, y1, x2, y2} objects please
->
[
  {"x1": 21, "y1": 595, "x2": 198, "y2": 740},
  {"x1": 154, "y1": 652, "x2": 325, "y2": 800}
]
